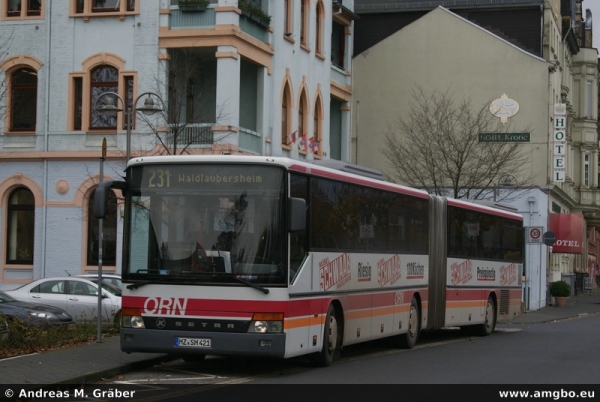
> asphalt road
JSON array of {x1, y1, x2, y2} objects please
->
[{"x1": 98, "y1": 314, "x2": 600, "y2": 385}]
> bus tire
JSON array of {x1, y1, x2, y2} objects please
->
[
  {"x1": 181, "y1": 354, "x2": 206, "y2": 363},
  {"x1": 312, "y1": 304, "x2": 341, "y2": 367},
  {"x1": 399, "y1": 297, "x2": 420, "y2": 349},
  {"x1": 477, "y1": 296, "x2": 496, "y2": 336}
]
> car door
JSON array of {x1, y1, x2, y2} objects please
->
[
  {"x1": 28, "y1": 280, "x2": 68, "y2": 311},
  {"x1": 66, "y1": 280, "x2": 102, "y2": 322}
]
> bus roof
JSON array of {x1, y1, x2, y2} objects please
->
[
  {"x1": 127, "y1": 155, "x2": 523, "y2": 220},
  {"x1": 127, "y1": 155, "x2": 431, "y2": 199},
  {"x1": 447, "y1": 198, "x2": 523, "y2": 221}
]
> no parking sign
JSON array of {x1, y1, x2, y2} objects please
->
[{"x1": 526, "y1": 226, "x2": 544, "y2": 244}]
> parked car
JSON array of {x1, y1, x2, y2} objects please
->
[
  {"x1": 76, "y1": 273, "x2": 122, "y2": 290},
  {"x1": 0, "y1": 290, "x2": 74, "y2": 328},
  {"x1": 5, "y1": 277, "x2": 121, "y2": 324}
]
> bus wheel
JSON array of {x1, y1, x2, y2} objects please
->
[
  {"x1": 399, "y1": 297, "x2": 420, "y2": 349},
  {"x1": 313, "y1": 304, "x2": 340, "y2": 367},
  {"x1": 477, "y1": 296, "x2": 496, "y2": 336},
  {"x1": 181, "y1": 354, "x2": 206, "y2": 363}
]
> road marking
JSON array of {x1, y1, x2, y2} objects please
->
[{"x1": 0, "y1": 353, "x2": 39, "y2": 361}]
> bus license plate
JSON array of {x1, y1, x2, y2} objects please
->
[{"x1": 175, "y1": 337, "x2": 211, "y2": 348}]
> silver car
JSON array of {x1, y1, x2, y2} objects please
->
[{"x1": 6, "y1": 277, "x2": 121, "y2": 324}]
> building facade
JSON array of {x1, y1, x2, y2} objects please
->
[
  {"x1": 351, "y1": 0, "x2": 599, "y2": 310},
  {"x1": 0, "y1": 0, "x2": 357, "y2": 288}
]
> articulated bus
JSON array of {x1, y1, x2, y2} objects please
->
[{"x1": 94, "y1": 156, "x2": 523, "y2": 366}]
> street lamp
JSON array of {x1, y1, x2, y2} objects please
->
[
  {"x1": 94, "y1": 91, "x2": 165, "y2": 161},
  {"x1": 494, "y1": 173, "x2": 519, "y2": 202}
]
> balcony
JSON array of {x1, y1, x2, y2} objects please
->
[{"x1": 167, "y1": 8, "x2": 268, "y2": 43}]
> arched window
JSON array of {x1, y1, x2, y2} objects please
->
[
  {"x1": 6, "y1": 188, "x2": 35, "y2": 264},
  {"x1": 87, "y1": 189, "x2": 117, "y2": 266},
  {"x1": 313, "y1": 95, "x2": 323, "y2": 156},
  {"x1": 300, "y1": 0, "x2": 308, "y2": 47},
  {"x1": 298, "y1": 89, "x2": 309, "y2": 151},
  {"x1": 284, "y1": 0, "x2": 292, "y2": 36},
  {"x1": 282, "y1": 83, "x2": 293, "y2": 146},
  {"x1": 10, "y1": 68, "x2": 37, "y2": 131},
  {"x1": 90, "y1": 65, "x2": 119, "y2": 129},
  {"x1": 316, "y1": 1, "x2": 324, "y2": 56}
]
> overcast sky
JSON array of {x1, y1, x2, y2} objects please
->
[{"x1": 583, "y1": 0, "x2": 600, "y2": 50}]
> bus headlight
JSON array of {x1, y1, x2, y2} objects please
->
[
  {"x1": 130, "y1": 316, "x2": 145, "y2": 329},
  {"x1": 122, "y1": 308, "x2": 145, "y2": 329},
  {"x1": 248, "y1": 313, "x2": 283, "y2": 333}
]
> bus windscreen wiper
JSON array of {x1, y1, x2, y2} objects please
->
[{"x1": 233, "y1": 276, "x2": 269, "y2": 294}]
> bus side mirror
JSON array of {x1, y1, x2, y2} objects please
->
[
  {"x1": 288, "y1": 197, "x2": 306, "y2": 232},
  {"x1": 94, "y1": 180, "x2": 127, "y2": 219}
]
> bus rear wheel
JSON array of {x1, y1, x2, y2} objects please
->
[
  {"x1": 477, "y1": 296, "x2": 497, "y2": 336},
  {"x1": 399, "y1": 297, "x2": 420, "y2": 349},
  {"x1": 312, "y1": 304, "x2": 341, "y2": 367}
]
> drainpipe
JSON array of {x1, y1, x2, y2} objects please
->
[{"x1": 41, "y1": 1, "x2": 52, "y2": 278}]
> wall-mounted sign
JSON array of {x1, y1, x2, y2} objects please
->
[
  {"x1": 489, "y1": 94, "x2": 519, "y2": 124},
  {"x1": 549, "y1": 213, "x2": 583, "y2": 254},
  {"x1": 478, "y1": 133, "x2": 530, "y2": 142},
  {"x1": 553, "y1": 104, "x2": 567, "y2": 183}
]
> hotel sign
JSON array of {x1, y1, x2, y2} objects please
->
[
  {"x1": 553, "y1": 103, "x2": 567, "y2": 183},
  {"x1": 478, "y1": 133, "x2": 530, "y2": 142}
]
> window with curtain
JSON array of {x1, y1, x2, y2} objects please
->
[
  {"x1": 10, "y1": 68, "x2": 37, "y2": 132},
  {"x1": 90, "y1": 65, "x2": 119, "y2": 129},
  {"x1": 7, "y1": 188, "x2": 35, "y2": 264}
]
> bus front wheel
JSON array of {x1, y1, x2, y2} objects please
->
[{"x1": 312, "y1": 304, "x2": 341, "y2": 367}]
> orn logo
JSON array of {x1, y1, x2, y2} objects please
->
[{"x1": 143, "y1": 297, "x2": 188, "y2": 315}]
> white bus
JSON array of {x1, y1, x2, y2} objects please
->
[{"x1": 94, "y1": 156, "x2": 523, "y2": 366}]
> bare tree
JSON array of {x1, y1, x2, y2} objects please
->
[
  {"x1": 381, "y1": 87, "x2": 533, "y2": 200},
  {"x1": 137, "y1": 49, "x2": 232, "y2": 156}
]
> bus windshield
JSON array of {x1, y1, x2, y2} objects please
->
[{"x1": 126, "y1": 164, "x2": 286, "y2": 286}]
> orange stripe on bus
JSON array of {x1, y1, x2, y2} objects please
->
[{"x1": 446, "y1": 301, "x2": 485, "y2": 308}]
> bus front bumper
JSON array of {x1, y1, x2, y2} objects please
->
[{"x1": 121, "y1": 328, "x2": 286, "y2": 358}]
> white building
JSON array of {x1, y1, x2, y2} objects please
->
[{"x1": 0, "y1": 0, "x2": 357, "y2": 288}]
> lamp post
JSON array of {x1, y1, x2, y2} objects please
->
[
  {"x1": 94, "y1": 91, "x2": 165, "y2": 161},
  {"x1": 494, "y1": 173, "x2": 519, "y2": 202}
]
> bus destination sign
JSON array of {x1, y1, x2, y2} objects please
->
[
  {"x1": 131, "y1": 165, "x2": 283, "y2": 190},
  {"x1": 478, "y1": 133, "x2": 530, "y2": 143}
]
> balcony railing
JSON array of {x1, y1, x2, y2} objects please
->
[
  {"x1": 239, "y1": 127, "x2": 261, "y2": 154},
  {"x1": 330, "y1": 65, "x2": 349, "y2": 86},
  {"x1": 168, "y1": 8, "x2": 268, "y2": 43},
  {"x1": 176, "y1": 124, "x2": 214, "y2": 145},
  {"x1": 169, "y1": 8, "x2": 215, "y2": 29}
]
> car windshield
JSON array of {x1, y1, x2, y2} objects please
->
[
  {"x1": 0, "y1": 291, "x2": 16, "y2": 302},
  {"x1": 101, "y1": 283, "x2": 121, "y2": 296},
  {"x1": 126, "y1": 164, "x2": 287, "y2": 285}
]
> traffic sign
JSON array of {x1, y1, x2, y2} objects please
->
[
  {"x1": 526, "y1": 227, "x2": 544, "y2": 244},
  {"x1": 543, "y1": 231, "x2": 556, "y2": 246}
]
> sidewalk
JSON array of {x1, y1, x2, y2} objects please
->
[
  {"x1": 1, "y1": 291, "x2": 600, "y2": 386},
  {"x1": 507, "y1": 289, "x2": 600, "y2": 325},
  {"x1": 0, "y1": 335, "x2": 175, "y2": 386}
]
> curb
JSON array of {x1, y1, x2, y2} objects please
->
[{"x1": 55, "y1": 354, "x2": 178, "y2": 385}]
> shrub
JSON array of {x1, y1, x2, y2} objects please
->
[
  {"x1": 550, "y1": 280, "x2": 571, "y2": 297},
  {"x1": 0, "y1": 319, "x2": 119, "y2": 358}
]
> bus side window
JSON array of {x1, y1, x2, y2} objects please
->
[{"x1": 290, "y1": 174, "x2": 308, "y2": 283}]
